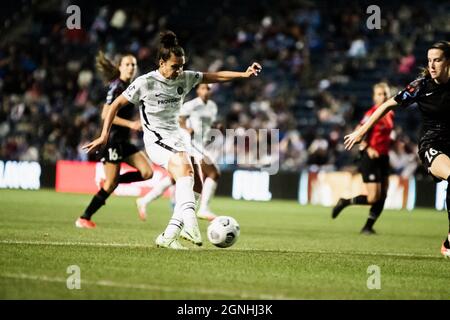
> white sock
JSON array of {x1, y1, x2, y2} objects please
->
[
  {"x1": 169, "y1": 185, "x2": 176, "y2": 207},
  {"x1": 199, "y1": 177, "x2": 217, "y2": 213},
  {"x1": 140, "y1": 176, "x2": 173, "y2": 205},
  {"x1": 174, "y1": 176, "x2": 199, "y2": 232},
  {"x1": 162, "y1": 206, "x2": 183, "y2": 240}
]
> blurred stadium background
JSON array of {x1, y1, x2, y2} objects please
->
[{"x1": 1, "y1": 0, "x2": 450, "y2": 300}]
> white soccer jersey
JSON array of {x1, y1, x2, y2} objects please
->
[
  {"x1": 180, "y1": 97, "x2": 218, "y2": 145},
  {"x1": 122, "y1": 70, "x2": 203, "y2": 142}
]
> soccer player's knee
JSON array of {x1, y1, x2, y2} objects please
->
[
  {"x1": 171, "y1": 152, "x2": 190, "y2": 166},
  {"x1": 367, "y1": 194, "x2": 379, "y2": 204},
  {"x1": 140, "y1": 169, "x2": 153, "y2": 180},
  {"x1": 178, "y1": 165, "x2": 194, "y2": 178},
  {"x1": 209, "y1": 168, "x2": 220, "y2": 181},
  {"x1": 185, "y1": 168, "x2": 195, "y2": 177},
  {"x1": 103, "y1": 180, "x2": 118, "y2": 193}
]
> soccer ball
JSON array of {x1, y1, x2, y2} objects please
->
[{"x1": 207, "y1": 216, "x2": 240, "y2": 248}]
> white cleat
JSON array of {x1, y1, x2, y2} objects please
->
[
  {"x1": 155, "y1": 233, "x2": 188, "y2": 250},
  {"x1": 180, "y1": 227, "x2": 203, "y2": 246},
  {"x1": 136, "y1": 198, "x2": 147, "y2": 221}
]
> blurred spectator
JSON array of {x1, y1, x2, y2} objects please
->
[
  {"x1": 397, "y1": 49, "x2": 416, "y2": 75},
  {"x1": 347, "y1": 37, "x2": 367, "y2": 58},
  {"x1": 279, "y1": 130, "x2": 307, "y2": 171},
  {"x1": 1, "y1": 0, "x2": 446, "y2": 176},
  {"x1": 307, "y1": 134, "x2": 330, "y2": 167},
  {"x1": 389, "y1": 139, "x2": 419, "y2": 178}
]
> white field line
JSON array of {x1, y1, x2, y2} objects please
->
[
  {"x1": 0, "y1": 239, "x2": 440, "y2": 259},
  {"x1": 0, "y1": 239, "x2": 148, "y2": 248},
  {"x1": 0, "y1": 272, "x2": 293, "y2": 300}
]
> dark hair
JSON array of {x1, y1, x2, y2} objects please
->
[
  {"x1": 96, "y1": 51, "x2": 136, "y2": 82},
  {"x1": 420, "y1": 40, "x2": 450, "y2": 78},
  {"x1": 158, "y1": 30, "x2": 185, "y2": 62}
]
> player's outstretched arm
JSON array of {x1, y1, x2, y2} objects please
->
[
  {"x1": 101, "y1": 104, "x2": 142, "y2": 131},
  {"x1": 344, "y1": 97, "x2": 398, "y2": 150},
  {"x1": 82, "y1": 95, "x2": 130, "y2": 153},
  {"x1": 202, "y1": 62, "x2": 262, "y2": 83}
]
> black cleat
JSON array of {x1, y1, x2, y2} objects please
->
[
  {"x1": 360, "y1": 228, "x2": 376, "y2": 235},
  {"x1": 332, "y1": 198, "x2": 348, "y2": 219}
]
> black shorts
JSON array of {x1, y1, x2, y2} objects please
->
[
  {"x1": 359, "y1": 151, "x2": 390, "y2": 183},
  {"x1": 418, "y1": 141, "x2": 450, "y2": 181},
  {"x1": 98, "y1": 141, "x2": 140, "y2": 164}
]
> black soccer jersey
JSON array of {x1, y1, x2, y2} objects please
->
[
  {"x1": 105, "y1": 78, "x2": 135, "y2": 143},
  {"x1": 394, "y1": 77, "x2": 450, "y2": 147}
]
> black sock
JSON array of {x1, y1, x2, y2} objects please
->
[
  {"x1": 338, "y1": 198, "x2": 351, "y2": 207},
  {"x1": 351, "y1": 195, "x2": 368, "y2": 205},
  {"x1": 118, "y1": 171, "x2": 144, "y2": 184},
  {"x1": 363, "y1": 198, "x2": 386, "y2": 230},
  {"x1": 81, "y1": 189, "x2": 111, "y2": 220}
]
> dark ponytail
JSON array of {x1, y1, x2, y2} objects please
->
[
  {"x1": 158, "y1": 30, "x2": 185, "y2": 62},
  {"x1": 420, "y1": 40, "x2": 450, "y2": 78}
]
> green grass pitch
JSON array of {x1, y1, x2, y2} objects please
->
[{"x1": 0, "y1": 189, "x2": 449, "y2": 299}]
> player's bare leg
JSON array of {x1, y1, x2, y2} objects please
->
[
  {"x1": 136, "y1": 176, "x2": 173, "y2": 221},
  {"x1": 429, "y1": 154, "x2": 450, "y2": 258},
  {"x1": 197, "y1": 156, "x2": 219, "y2": 221},
  {"x1": 360, "y1": 180, "x2": 387, "y2": 235},
  {"x1": 124, "y1": 151, "x2": 165, "y2": 221},
  {"x1": 332, "y1": 181, "x2": 386, "y2": 235},
  {"x1": 179, "y1": 157, "x2": 204, "y2": 244},
  {"x1": 156, "y1": 152, "x2": 201, "y2": 249},
  {"x1": 76, "y1": 162, "x2": 120, "y2": 229},
  {"x1": 124, "y1": 151, "x2": 153, "y2": 181}
]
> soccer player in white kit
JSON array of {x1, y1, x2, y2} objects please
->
[
  {"x1": 83, "y1": 30, "x2": 262, "y2": 249},
  {"x1": 136, "y1": 83, "x2": 220, "y2": 222}
]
